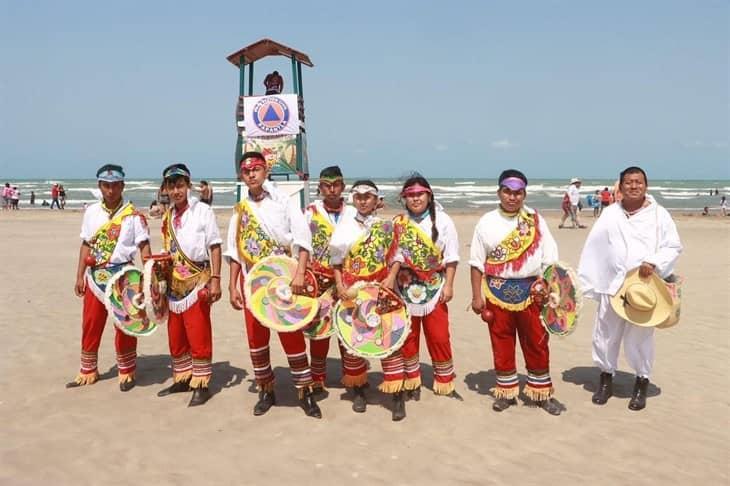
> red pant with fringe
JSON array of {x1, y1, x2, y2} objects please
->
[
  {"x1": 309, "y1": 337, "x2": 347, "y2": 386},
  {"x1": 79, "y1": 286, "x2": 137, "y2": 379},
  {"x1": 167, "y1": 298, "x2": 212, "y2": 389},
  {"x1": 241, "y1": 281, "x2": 314, "y2": 392},
  {"x1": 401, "y1": 302, "x2": 456, "y2": 394},
  {"x1": 485, "y1": 301, "x2": 553, "y2": 400}
]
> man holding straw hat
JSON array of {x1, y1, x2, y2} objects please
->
[{"x1": 578, "y1": 166, "x2": 682, "y2": 411}]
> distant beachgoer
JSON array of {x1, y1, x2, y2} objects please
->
[
  {"x1": 702, "y1": 206, "x2": 710, "y2": 216},
  {"x1": 30, "y1": 191, "x2": 36, "y2": 205},
  {"x1": 148, "y1": 200, "x2": 162, "y2": 218},
  {"x1": 600, "y1": 187, "x2": 612, "y2": 213},
  {"x1": 10, "y1": 186, "x2": 20, "y2": 210},
  {"x1": 41, "y1": 200, "x2": 50, "y2": 207},
  {"x1": 50, "y1": 183, "x2": 61, "y2": 209},
  {"x1": 559, "y1": 178, "x2": 585, "y2": 228},
  {"x1": 263, "y1": 70, "x2": 284, "y2": 95},
  {"x1": 2, "y1": 183, "x2": 10, "y2": 210},
  {"x1": 197, "y1": 180, "x2": 213, "y2": 205},
  {"x1": 157, "y1": 182, "x2": 170, "y2": 213},
  {"x1": 59, "y1": 185, "x2": 67, "y2": 209},
  {"x1": 589, "y1": 190, "x2": 601, "y2": 218},
  {"x1": 721, "y1": 196, "x2": 727, "y2": 216}
]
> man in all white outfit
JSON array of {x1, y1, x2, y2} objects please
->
[{"x1": 578, "y1": 166, "x2": 682, "y2": 411}]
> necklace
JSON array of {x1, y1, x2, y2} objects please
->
[{"x1": 102, "y1": 200, "x2": 123, "y2": 217}]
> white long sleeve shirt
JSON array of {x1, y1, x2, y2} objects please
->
[
  {"x1": 167, "y1": 197, "x2": 222, "y2": 262},
  {"x1": 468, "y1": 206, "x2": 558, "y2": 278},
  {"x1": 80, "y1": 201, "x2": 149, "y2": 263},
  {"x1": 392, "y1": 208, "x2": 460, "y2": 266}
]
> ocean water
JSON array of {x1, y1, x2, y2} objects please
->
[{"x1": 4, "y1": 178, "x2": 729, "y2": 212}]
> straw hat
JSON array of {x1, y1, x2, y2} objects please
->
[{"x1": 610, "y1": 268, "x2": 673, "y2": 327}]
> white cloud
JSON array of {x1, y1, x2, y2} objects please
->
[
  {"x1": 491, "y1": 139, "x2": 518, "y2": 150},
  {"x1": 434, "y1": 144, "x2": 448, "y2": 152}
]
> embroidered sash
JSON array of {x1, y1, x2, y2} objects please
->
[
  {"x1": 162, "y1": 209, "x2": 210, "y2": 312},
  {"x1": 393, "y1": 214, "x2": 445, "y2": 315},
  {"x1": 342, "y1": 219, "x2": 396, "y2": 287},
  {"x1": 235, "y1": 200, "x2": 287, "y2": 267},
  {"x1": 484, "y1": 210, "x2": 541, "y2": 276},
  {"x1": 308, "y1": 205, "x2": 337, "y2": 294},
  {"x1": 87, "y1": 203, "x2": 138, "y2": 268},
  {"x1": 482, "y1": 275, "x2": 536, "y2": 311},
  {"x1": 86, "y1": 263, "x2": 127, "y2": 304}
]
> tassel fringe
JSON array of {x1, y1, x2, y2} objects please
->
[
  {"x1": 524, "y1": 385, "x2": 554, "y2": 401},
  {"x1": 378, "y1": 379, "x2": 404, "y2": 394},
  {"x1": 190, "y1": 375, "x2": 210, "y2": 389},
  {"x1": 167, "y1": 282, "x2": 206, "y2": 314},
  {"x1": 173, "y1": 370, "x2": 193, "y2": 383},
  {"x1": 403, "y1": 377, "x2": 422, "y2": 391},
  {"x1": 491, "y1": 386, "x2": 520, "y2": 400},
  {"x1": 433, "y1": 380, "x2": 455, "y2": 395},
  {"x1": 72, "y1": 371, "x2": 99, "y2": 386},
  {"x1": 341, "y1": 372, "x2": 368, "y2": 388},
  {"x1": 118, "y1": 371, "x2": 135, "y2": 384},
  {"x1": 257, "y1": 381, "x2": 275, "y2": 393}
]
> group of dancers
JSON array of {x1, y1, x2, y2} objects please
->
[{"x1": 67, "y1": 155, "x2": 682, "y2": 421}]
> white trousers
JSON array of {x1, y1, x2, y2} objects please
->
[{"x1": 592, "y1": 294, "x2": 655, "y2": 378}]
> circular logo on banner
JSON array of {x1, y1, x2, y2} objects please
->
[{"x1": 252, "y1": 97, "x2": 290, "y2": 134}]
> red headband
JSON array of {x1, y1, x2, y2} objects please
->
[
  {"x1": 401, "y1": 183, "x2": 432, "y2": 196},
  {"x1": 240, "y1": 156, "x2": 267, "y2": 171}
]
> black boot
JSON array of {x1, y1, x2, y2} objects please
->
[
  {"x1": 628, "y1": 377, "x2": 649, "y2": 411},
  {"x1": 300, "y1": 388, "x2": 322, "y2": 419},
  {"x1": 592, "y1": 372, "x2": 613, "y2": 405},
  {"x1": 446, "y1": 390, "x2": 464, "y2": 401},
  {"x1": 157, "y1": 380, "x2": 191, "y2": 397},
  {"x1": 188, "y1": 387, "x2": 211, "y2": 407},
  {"x1": 392, "y1": 391, "x2": 406, "y2": 422},
  {"x1": 253, "y1": 390, "x2": 276, "y2": 416},
  {"x1": 537, "y1": 397, "x2": 564, "y2": 416},
  {"x1": 492, "y1": 397, "x2": 517, "y2": 412},
  {"x1": 119, "y1": 378, "x2": 136, "y2": 392},
  {"x1": 406, "y1": 387, "x2": 421, "y2": 402},
  {"x1": 352, "y1": 385, "x2": 367, "y2": 413}
]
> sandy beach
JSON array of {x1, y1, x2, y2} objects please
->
[{"x1": 0, "y1": 208, "x2": 728, "y2": 486}]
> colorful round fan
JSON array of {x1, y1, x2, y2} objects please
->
[
  {"x1": 244, "y1": 255, "x2": 320, "y2": 332},
  {"x1": 303, "y1": 286, "x2": 336, "y2": 340},
  {"x1": 540, "y1": 262, "x2": 583, "y2": 337},
  {"x1": 143, "y1": 256, "x2": 171, "y2": 326},
  {"x1": 104, "y1": 265, "x2": 157, "y2": 337},
  {"x1": 333, "y1": 282, "x2": 410, "y2": 359}
]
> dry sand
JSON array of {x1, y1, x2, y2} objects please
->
[{"x1": 1, "y1": 208, "x2": 728, "y2": 485}]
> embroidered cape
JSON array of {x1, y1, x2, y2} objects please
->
[
  {"x1": 342, "y1": 219, "x2": 396, "y2": 287},
  {"x1": 484, "y1": 209, "x2": 541, "y2": 276},
  {"x1": 234, "y1": 199, "x2": 287, "y2": 267}
]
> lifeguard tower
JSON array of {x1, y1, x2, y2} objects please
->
[{"x1": 227, "y1": 38, "x2": 314, "y2": 206}]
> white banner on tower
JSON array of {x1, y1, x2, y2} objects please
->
[{"x1": 243, "y1": 94, "x2": 300, "y2": 137}]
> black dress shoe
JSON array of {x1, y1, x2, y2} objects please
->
[
  {"x1": 392, "y1": 391, "x2": 406, "y2": 422},
  {"x1": 492, "y1": 397, "x2": 517, "y2": 412},
  {"x1": 65, "y1": 381, "x2": 82, "y2": 389},
  {"x1": 119, "y1": 378, "x2": 136, "y2": 392},
  {"x1": 157, "y1": 381, "x2": 191, "y2": 397},
  {"x1": 406, "y1": 387, "x2": 421, "y2": 402},
  {"x1": 592, "y1": 372, "x2": 613, "y2": 405},
  {"x1": 352, "y1": 385, "x2": 367, "y2": 413},
  {"x1": 300, "y1": 388, "x2": 322, "y2": 419},
  {"x1": 446, "y1": 390, "x2": 464, "y2": 401},
  {"x1": 628, "y1": 377, "x2": 650, "y2": 411},
  {"x1": 537, "y1": 397, "x2": 564, "y2": 416},
  {"x1": 253, "y1": 390, "x2": 276, "y2": 416},
  {"x1": 188, "y1": 387, "x2": 211, "y2": 407}
]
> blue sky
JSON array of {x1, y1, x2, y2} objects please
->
[{"x1": 1, "y1": 0, "x2": 728, "y2": 180}]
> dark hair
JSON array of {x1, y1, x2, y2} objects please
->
[
  {"x1": 619, "y1": 166, "x2": 648, "y2": 185},
  {"x1": 351, "y1": 179, "x2": 378, "y2": 191},
  {"x1": 401, "y1": 174, "x2": 439, "y2": 243},
  {"x1": 241, "y1": 151, "x2": 265, "y2": 163},
  {"x1": 497, "y1": 169, "x2": 528, "y2": 186},
  {"x1": 319, "y1": 165, "x2": 343, "y2": 179},
  {"x1": 200, "y1": 180, "x2": 209, "y2": 186}
]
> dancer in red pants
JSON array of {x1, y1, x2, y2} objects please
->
[{"x1": 67, "y1": 164, "x2": 150, "y2": 391}]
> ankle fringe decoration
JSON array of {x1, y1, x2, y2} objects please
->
[
  {"x1": 433, "y1": 381, "x2": 455, "y2": 395},
  {"x1": 378, "y1": 379, "x2": 404, "y2": 394},
  {"x1": 118, "y1": 372, "x2": 135, "y2": 384},
  {"x1": 257, "y1": 381, "x2": 275, "y2": 393},
  {"x1": 524, "y1": 385, "x2": 554, "y2": 401},
  {"x1": 189, "y1": 375, "x2": 210, "y2": 389},
  {"x1": 403, "y1": 377, "x2": 421, "y2": 391},
  {"x1": 73, "y1": 371, "x2": 99, "y2": 386},
  {"x1": 173, "y1": 370, "x2": 193, "y2": 383},
  {"x1": 491, "y1": 386, "x2": 519, "y2": 400},
  {"x1": 341, "y1": 372, "x2": 368, "y2": 388}
]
